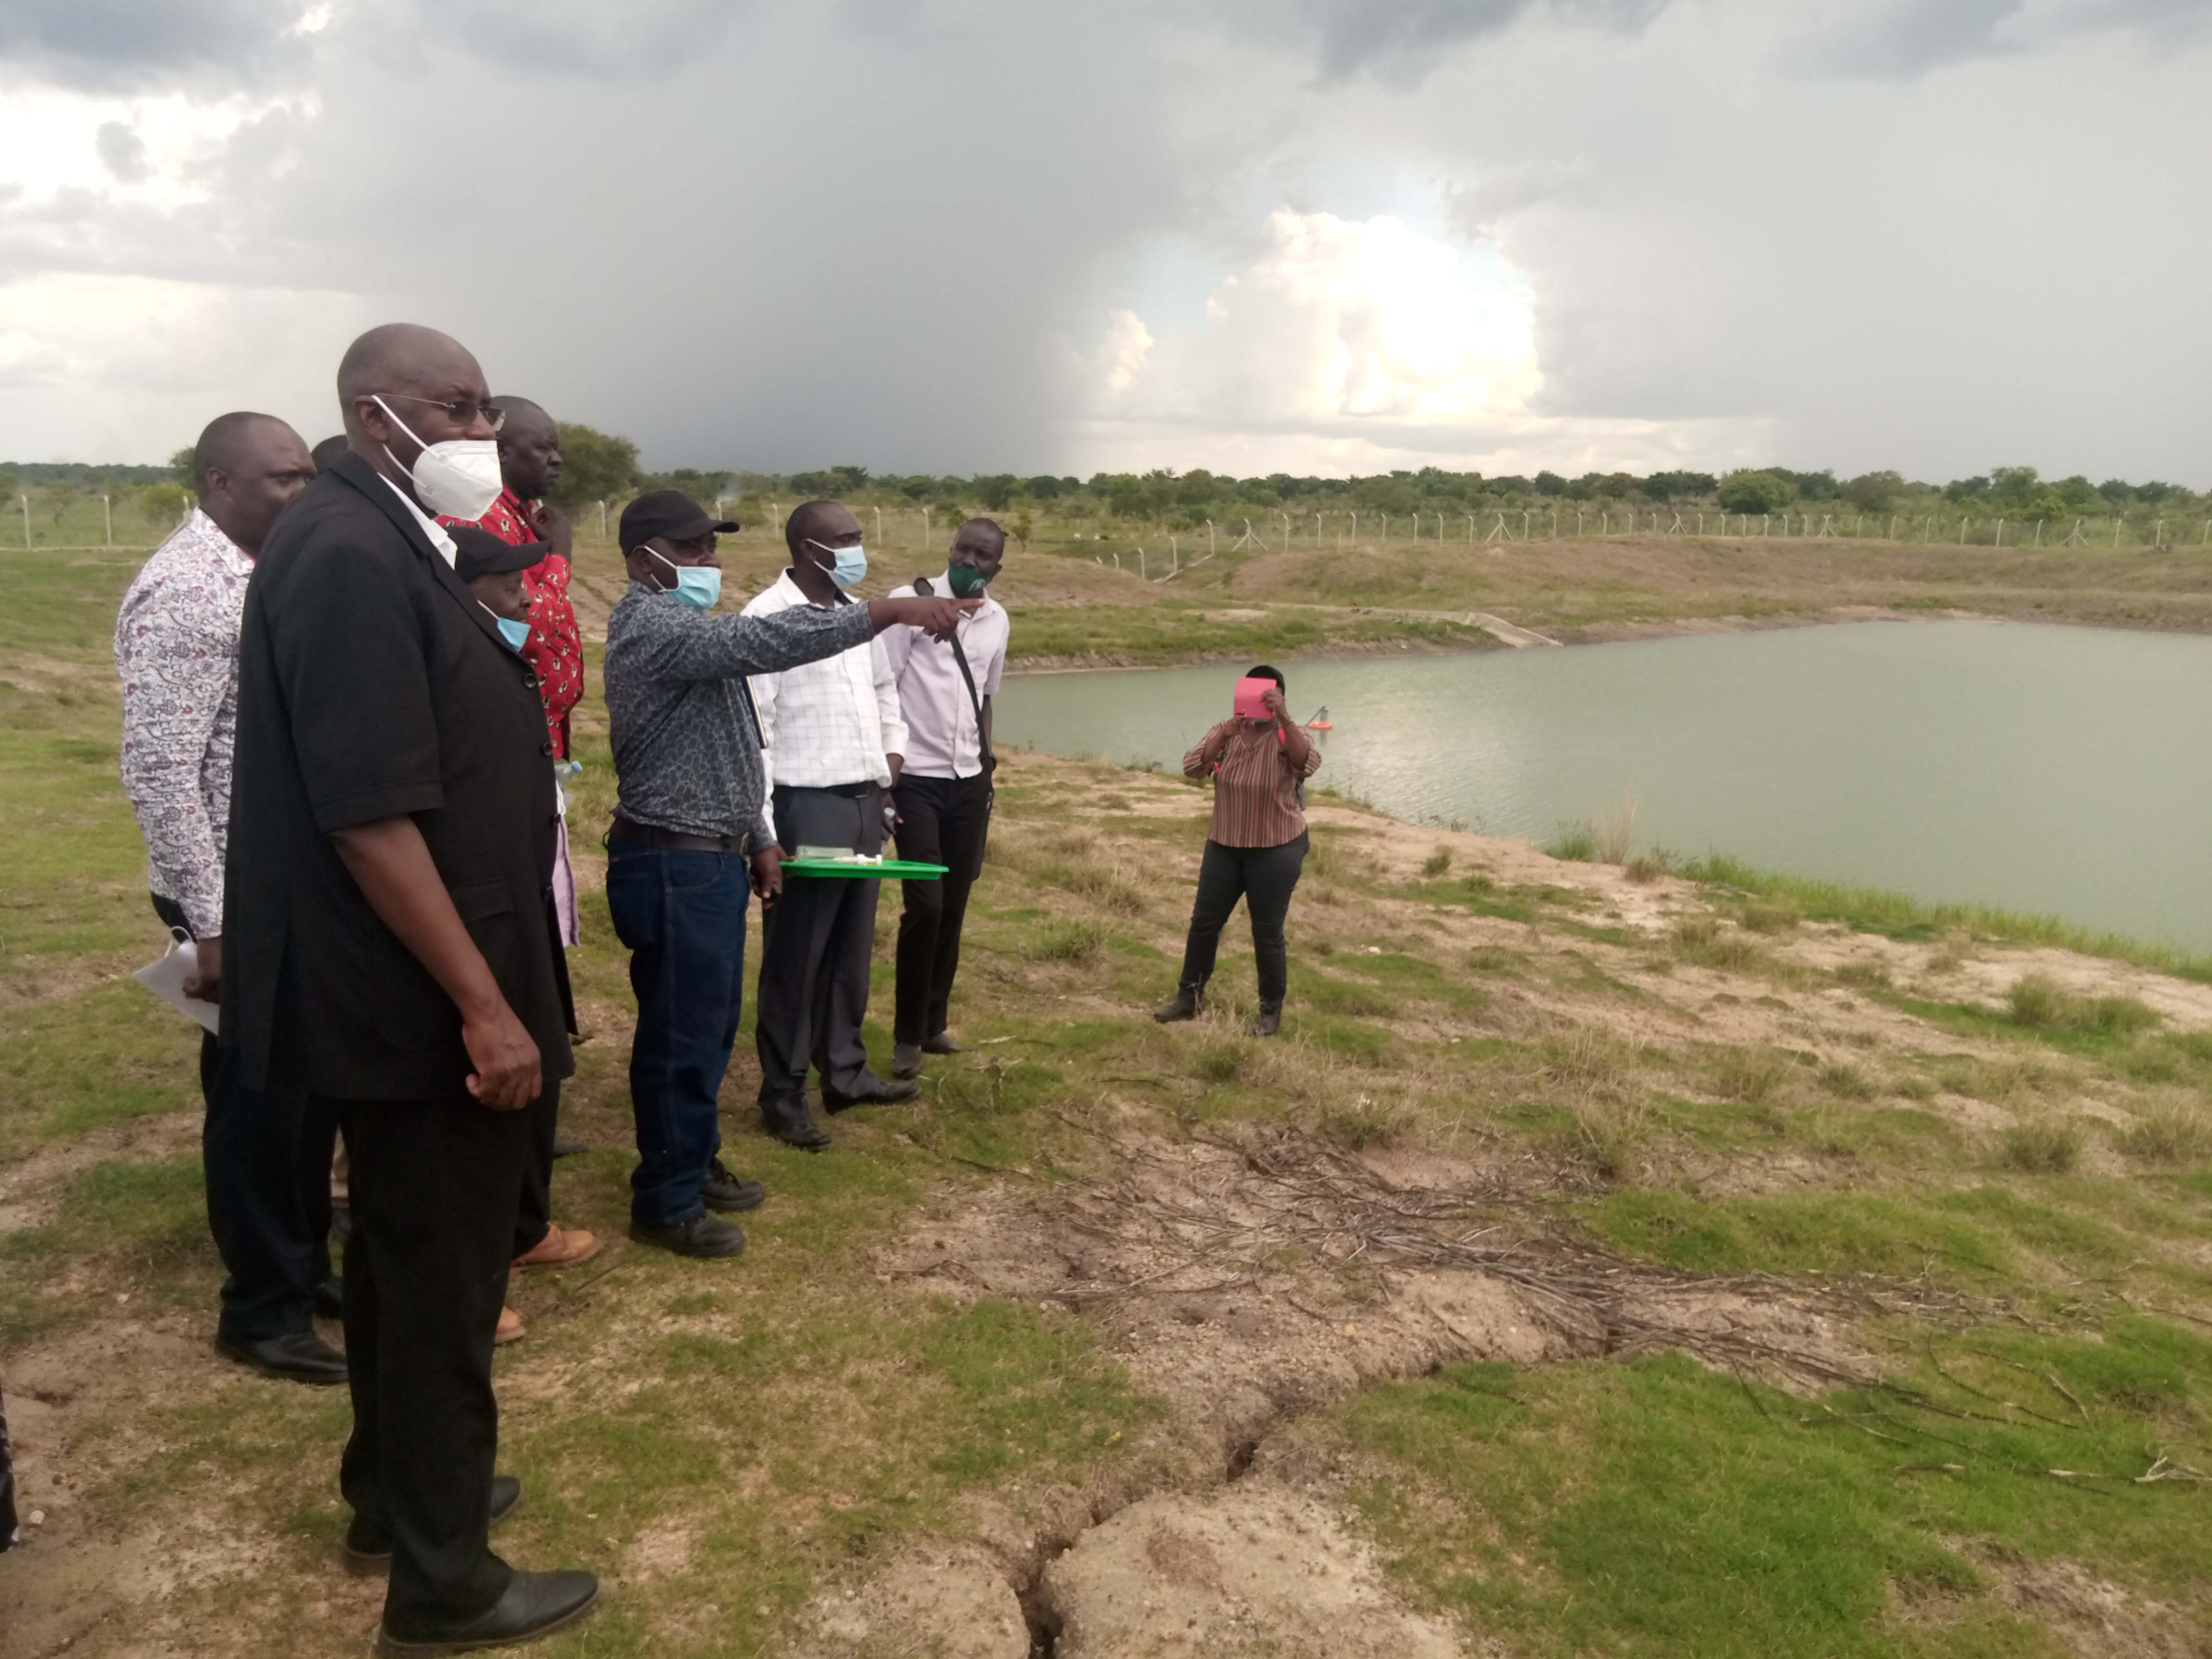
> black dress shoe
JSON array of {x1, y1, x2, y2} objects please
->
[
  {"x1": 344, "y1": 1476, "x2": 522, "y2": 1573},
  {"x1": 1153, "y1": 984, "x2": 1204, "y2": 1023},
  {"x1": 702, "y1": 1158, "x2": 766, "y2": 1213},
  {"x1": 921, "y1": 1033, "x2": 966, "y2": 1055},
  {"x1": 823, "y1": 1077, "x2": 920, "y2": 1112},
  {"x1": 376, "y1": 1568, "x2": 599, "y2": 1654},
  {"x1": 891, "y1": 1041, "x2": 923, "y2": 1080},
  {"x1": 1249, "y1": 1003, "x2": 1283, "y2": 1038},
  {"x1": 551, "y1": 1136, "x2": 588, "y2": 1159},
  {"x1": 314, "y1": 1275, "x2": 346, "y2": 1320},
  {"x1": 216, "y1": 1328, "x2": 348, "y2": 1385},
  {"x1": 760, "y1": 1100, "x2": 832, "y2": 1150},
  {"x1": 629, "y1": 1214, "x2": 747, "y2": 1259}
]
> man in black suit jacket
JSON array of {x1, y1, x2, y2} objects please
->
[{"x1": 223, "y1": 323, "x2": 596, "y2": 1652}]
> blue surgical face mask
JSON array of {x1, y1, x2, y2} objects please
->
[
  {"x1": 495, "y1": 615, "x2": 531, "y2": 651},
  {"x1": 649, "y1": 547, "x2": 722, "y2": 609},
  {"x1": 807, "y1": 537, "x2": 867, "y2": 589}
]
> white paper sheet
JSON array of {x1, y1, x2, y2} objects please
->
[{"x1": 132, "y1": 939, "x2": 220, "y2": 1035}]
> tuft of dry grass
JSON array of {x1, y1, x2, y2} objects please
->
[
  {"x1": 2006, "y1": 972, "x2": 2159, "y2": 1036},
  {"x1": 1833, "y1": 960, "x2": 1893, "y2": 991},
  {"x1": 1422, "y1": 845, "x2": 1454, "y2": 878},
  {"x1": 1737, "y1": 900, "x2": 1802, "y2": 935},
  {"x1": 1670, "y1": 916, "x2": 1768, "y2": 974},
  {"x1": 1815, "y1": 1062, "x2": 1875, "y2": 1100},
  {"x1": 2118, "y1": 1094, "x2": 2212, "y2": 1165},
  {"x1": 1711, "y1": 1048, "x2": 1792, "y2": 1104},
  {"x1": 1567, "y1": 1095, "x2": 1650, "y2": 1184},
  {"x1": 1623, "y1": 851, "x2": 1674, "y2": 885},
  {"x1": 1594, "y1": 787, "x2": 1639, "y2": 866},
  {"x1": 1996, "y1": 1114, "x2": 2084, "y2": 1174},
  {"x1": 1318, "y1": 1091, "x2": 1406, "y2": 1149},
  {"x1": 1027, "y1": 916, "x2": 1116, "y2": 964}
]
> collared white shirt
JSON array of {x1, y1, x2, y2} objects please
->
[
  {"x1": 742, "y1": 570, "x2": 908, "y2": 792},
  {"x1": 880, "y1": 572, "x2": 1008, "y2": 780},
  {"x1": 379, "y1": 474, "x2": 458, "y2": 566},
  {"x1": 114, "y1": 508, "x2": 254, "y2": 935}
]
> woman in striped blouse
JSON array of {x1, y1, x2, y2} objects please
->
[{"x1": 1154, "y1": 664, "x2": 1323, "y2": 1036}]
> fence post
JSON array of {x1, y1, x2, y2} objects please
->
[
  {"x1": 1467, "y1": 512, "x2": 1475, "y2": 541},
  {"x1": 597, "y1": 498, "x2": 608, "y2": 541},
  {"x1": 102, "y1": 494, "x2": 112, "y2": 545},
  {"x1": 1349, "y1": 511, "x2": 1358, "y2": 543},
  {"x1": 1524, "y1": 510, "x2": 1533, "y2": 539},
  {"x1": 1206, "y1": 518, "x2": 1215, "y2": 558},
  {"x1": 1995, "y1": 518, "x2": 2003, "y2": 547},
  {"x1": 1140, "y1": 548, "x2": 1147, "y2": 579},
  {"x1": 874, "y1": 505, "x2": 883, "y2": 546},
  {"x1": 19, "y1": 494, "x2": 28, "y2": 549},
  {"x1": 1313, "y1": 513, "x2": 1321, "y2": 544},
  {"x1": 2113, "y1": 516, "x2": 2121, "y2": 546}
]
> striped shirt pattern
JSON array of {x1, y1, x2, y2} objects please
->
[{"x1": 1184, "y1": 719, "x2": 1322, "y2": 849}]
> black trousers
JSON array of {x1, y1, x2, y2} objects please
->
[
  {"x1": 151, "y1": 894, "x2": 337, "y2": 1340},
  {"x1": 757, "y1": 785, "x2": 887, "y2": 1114},
  {"x1": 337, "y1": 1086, "x2": 538, "y2": 1632},
  {"x1": 512, "y1": 1083, "x2": 556, "y2": 1260},
  {"x1": 1175, "y1": 833, "x2": 1310, "y2": 1008},
  {"x1": 892, "y1": 771, "x2": 991, "y2": 1045}
]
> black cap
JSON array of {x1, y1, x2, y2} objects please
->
[
  {"x1": 619, "y1": 489, "x2": 739, "y2": 552},
  {"x1": 451, "y1": 525, "x2": 549, "y2": 584}
]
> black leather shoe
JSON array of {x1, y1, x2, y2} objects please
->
[
  {"x1": 551, "y1": 1136, "x2": 588, "y2": 1159},
  {"x1": 216, "y1": 1328, "x2": 348, "y2": 1385},
  {"x1": 375, "y1": 1568, "x2": 599, "y2": 1654},
  {"x1": 760, "y1": 1100, "x2": 832, "y2": 1150},
  {"x1": 891, "y1": 1042, "x2": 923, "y2": 1080},
  {"x1": 629, "y1": 1214, "x2": 746, "y2": 1259},
  {"x1": 823, "y1": 1077, "x2": 920, "y2": 1112},
  {"x1": 1249, "y1": 1003, "x2": 1282, "y2": 1037},
  {"x1": 314, "y1": 1275, "x2": 345, "y2": 1320},
  {"x1": 921, "y1": 1033, "x2": 966, "y2": 1055},
  {"x1": 343, "y1": 1477, "x2": 522, "y2": 1573},
  {"x1": 702, "y1": 1158, "x2": 766, "y2": 1213},
  {"x1": 1153, "y1": 985, "x2": 1204, "y2": 1023}
]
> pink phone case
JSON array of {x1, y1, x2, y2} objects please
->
[{"x1": 1233, "y1": 677, "x2": 1274, "y2": 719}]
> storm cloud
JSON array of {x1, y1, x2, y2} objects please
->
[{"x1": 0, "y1": 0, "x2": 2206, "y2": 482}]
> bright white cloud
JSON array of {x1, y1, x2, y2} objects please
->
[{"x1": 1070, "y1": 209, "x2": 1765, "y2": 476}]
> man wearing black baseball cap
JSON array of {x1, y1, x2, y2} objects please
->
[{"x1": 601, "y1": 492, "x2": 978, "y2": 1258}]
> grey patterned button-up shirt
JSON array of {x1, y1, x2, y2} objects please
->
[
  {"x1": 603, "y1": 580, "x2": 875, "y2": 844},
  {"x1": 114, "y1": 508, "x2": 253, "y2": 935}
]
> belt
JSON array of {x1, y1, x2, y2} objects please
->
[
  {"x1": 775, "y1": 780, "x2": 879, "y2": 800},
  {"x1": 610, "y1": 816, "x2": 748, "y2": 854}
]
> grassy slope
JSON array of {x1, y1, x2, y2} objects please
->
[{"x1": 4, "y1": 543, "x2": 2212, "y2": 1655}]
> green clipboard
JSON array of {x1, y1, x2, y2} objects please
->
[{"x1": 780, "y1": 857, "x2": 949, "y2": 880}]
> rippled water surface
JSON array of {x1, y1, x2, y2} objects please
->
[{"x1": 996, "y1": 619, "x2": 2212, "y2": 952}]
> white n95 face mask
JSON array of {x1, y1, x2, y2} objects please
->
[{"x1": 372, "y1": 396, "x2": 505, "y2": 521}]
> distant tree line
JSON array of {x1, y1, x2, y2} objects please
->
[{"x1": 10, "y1": 436, "x2": 2202, "y2": 543}]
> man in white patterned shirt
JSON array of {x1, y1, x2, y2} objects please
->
[
  {"x1": 115, "y1": 411, "x2": 347, "y2": 1384},
  {"x1": 744, "y1": 501, "x2": 920, "y2": 1149}
]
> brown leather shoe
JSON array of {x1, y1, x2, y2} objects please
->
[
  {"x1": 495, "y1": 1307, "x2": 525, "y2": 1345},
  {"x1": 513, "y1": 1223, "x2": 599, "y2": 1269}
]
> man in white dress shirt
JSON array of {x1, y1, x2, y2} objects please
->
[
  {"x1": 881, "y1": 518, "x2": 1009, "y2": 1079},
  {"x1": 115, "y1": 410, "x2": 348, "y2": 1384},
  {"x1": 744, "y1": 501, "x2": 920, "y2": 1149}
]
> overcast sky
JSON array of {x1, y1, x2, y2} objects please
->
[{"x1": 2, "y1": 0, "x2": 2206, "y2": 482}]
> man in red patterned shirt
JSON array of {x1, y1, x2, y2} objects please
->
[{"x1": 439, "y1": 397, "x2": 584, "y2": 760}]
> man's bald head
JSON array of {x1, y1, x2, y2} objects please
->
[
  {"x1": 192, "y1": 412, "x2": 314, "y2": 555},
  {"x1": 491, "y1": 396, "x2": 562, "y2": 499},
  {"x1": 785, "y1": 499, "x2": 858, "y2": 558},
  {"x1": 335, "y1": 323, "x2": 494, "y2": 491}
]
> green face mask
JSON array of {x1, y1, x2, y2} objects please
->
[{"x1": 948, "y1": 563, "x2": 989, "y2": 599}]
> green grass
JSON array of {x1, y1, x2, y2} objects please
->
[
  {"x1": 1682, "y1": 853, "x2": 2212, "y2": 984},
  {"x1": 1340, "y1": 1323, "x2": 2212, "y2": 1659}
]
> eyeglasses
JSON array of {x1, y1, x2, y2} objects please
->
[{"x1": 368, "y1": 393, "x2": 506, "y2": 433}]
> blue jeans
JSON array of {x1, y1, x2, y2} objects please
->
[{"x1": 605, "y1": 839, "x2": 749, "y2": 1227}]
